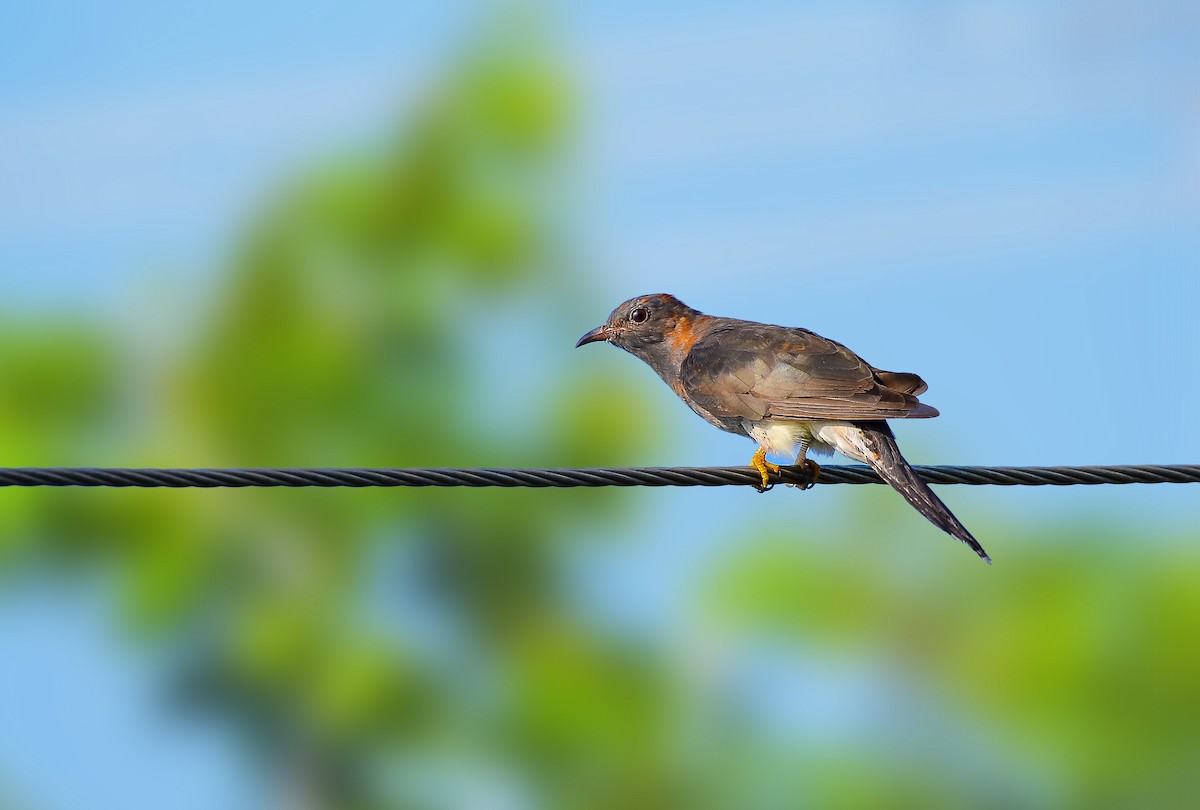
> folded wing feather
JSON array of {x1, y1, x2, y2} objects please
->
[{"x1": 679, "y1": 323, "x2": 938, "y2": 422}]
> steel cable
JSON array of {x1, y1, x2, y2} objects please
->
[{"x1": 0, "y1": 464, "x2": 1195, "y2": 488}]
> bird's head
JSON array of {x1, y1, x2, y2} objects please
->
[{"x1": 575, "y1": 293, "x2": 704, "y2": 370}]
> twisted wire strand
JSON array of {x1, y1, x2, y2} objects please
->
[{"x1": 0, "y1": 464, "x2": 1196, "y2": 488}]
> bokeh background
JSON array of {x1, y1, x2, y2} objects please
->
[{"x1": 2, "y1": 1, "x2": 1199, "y2": 808}]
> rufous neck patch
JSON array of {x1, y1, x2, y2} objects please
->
[{"x1": 668, "y1": 315, "x2": 706, "y2": 362}]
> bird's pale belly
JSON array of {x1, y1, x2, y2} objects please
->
[{"x1": 742, "y1": 419, "x2": 876, "y2": 464}]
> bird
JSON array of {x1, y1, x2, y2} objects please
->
[{"x1": 575, "y1": 293, "x2": 990, "y2": 563}]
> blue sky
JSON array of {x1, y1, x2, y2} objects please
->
[{"x1": 1, "y1": 1, "x2": 1198, "y2": 807}]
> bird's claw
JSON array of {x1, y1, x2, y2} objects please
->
[
  {"x1": 749, "y1": 447, "x2": 781, "y2": 493},
  {"x1": 785, "y1": 459, "x2": 822, "y2": 490}
]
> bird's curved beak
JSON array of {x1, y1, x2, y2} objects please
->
[{"x1": 575, "y1": 325, "x2": 611, "y2": 348}]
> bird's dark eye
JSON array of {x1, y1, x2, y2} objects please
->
[{"x1": 629, "y1": 307, "x2": 649, "y2": 324}]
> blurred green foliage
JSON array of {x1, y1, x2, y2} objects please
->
[
  {"x1": 2, "y1": 17, "x2": 1200, "y2": 810},
  {"x1": 702, "y1": 510, "x2": 1200, "y2": 809},
  {"x1": 0, "y1": 24, "x2": 663, "y2": 809}
]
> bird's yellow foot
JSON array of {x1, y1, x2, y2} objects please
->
[
  {"x1": 750, "y1": 446, "x2": 781, "y2": 492},
  {"x1": 786, "y1": 458, "x2": 821, "y2": 490}
]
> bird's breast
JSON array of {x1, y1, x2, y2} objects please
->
[{"x1": 671, "y1": 381, "x2": 744, "y2": 435}]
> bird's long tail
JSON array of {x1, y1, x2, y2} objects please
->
[{"x1": 840, "y1": 422, "x2": 991, "y2": 564}]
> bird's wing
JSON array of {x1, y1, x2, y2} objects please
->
[
  {"x1": 871, "y1": 368, "x2": 927, "y2": 396},
  {"x1": 679, "y1": 323, "x2": 938, "y2": 421}
]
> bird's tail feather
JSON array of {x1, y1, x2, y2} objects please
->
[{"x1": 853, "y1": 423, "x2": 991, "y2": 564}]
